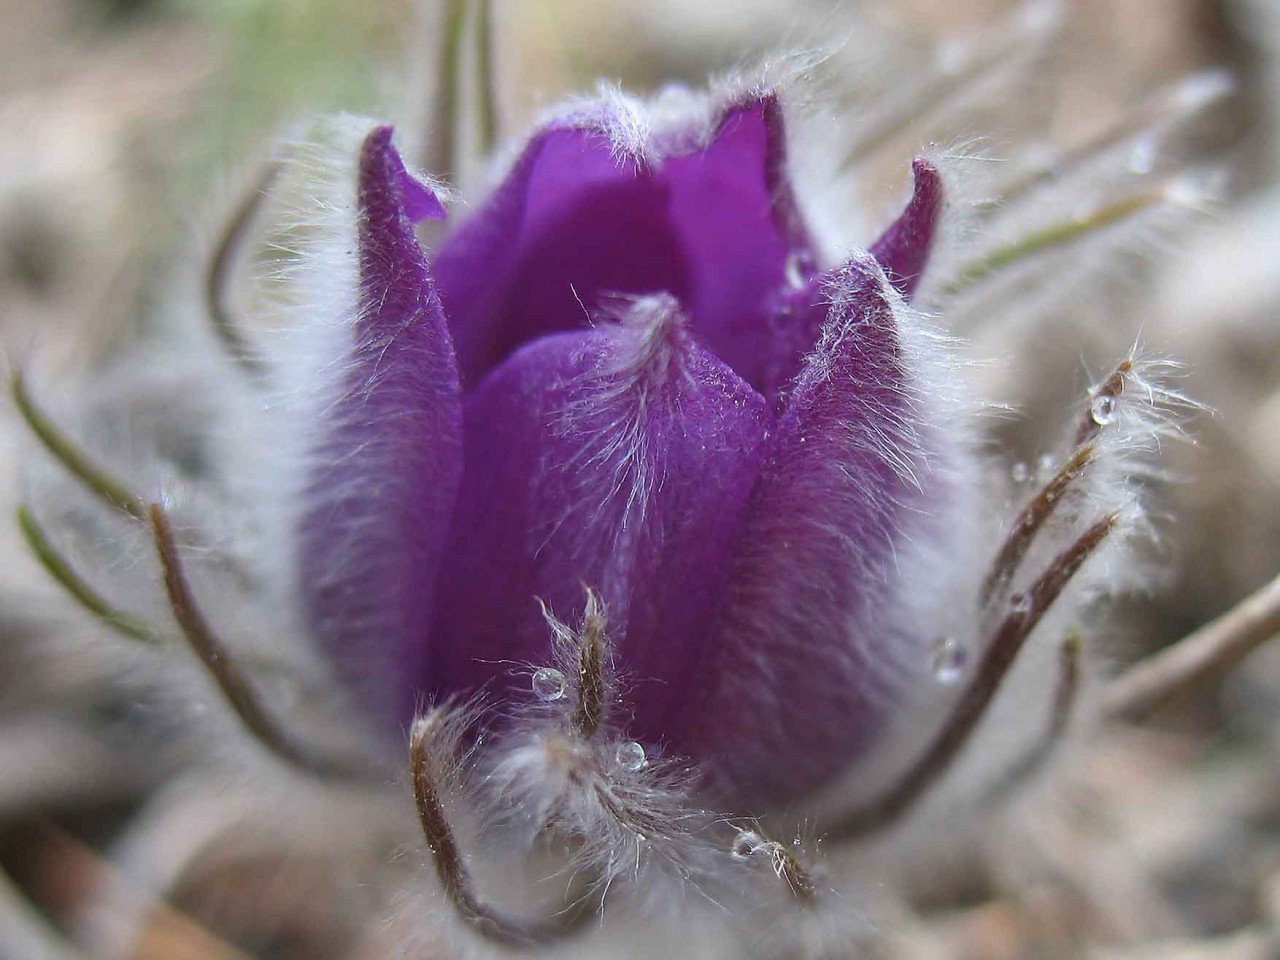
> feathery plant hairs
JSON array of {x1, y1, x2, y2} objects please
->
[{"x1": 5, "y1": 1, "x2": 1275, "y2": 958}]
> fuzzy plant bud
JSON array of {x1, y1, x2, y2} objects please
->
[{"x1": 282, "y1": 87, "x2": 956, "y2": 812}]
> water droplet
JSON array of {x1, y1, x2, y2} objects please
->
[
  {"x1": 531, "y1": 667, "x2": 567, "y2": 702},
  {"x1": 731, "y1": 829, "x2": 766, "y2": 860},
  {"x1": 1036, "y1": 453, "x2": 1056, "y2": 482},
  {"x1": 1010, "y1": 591, "x2": 1032, "y2": 614},
  {"x1": 1090, "y1": 393, "x2": 1118, "y2": 426},
  {"x1": 1010, "y1": 461, "x2": 1030, "y2": 484},
  {"x1": 1127, "y1": 139, "x2": 1157, "y2": 175},
  {"x1": 615, "y1": 740, "x2": 647, "y2": 772},
  {"x1": 784, "y1": 250, "x2": 815, "y2": 288},
  {"x1": 930, "y1": 637, "x2": 967, "y2": 685}
]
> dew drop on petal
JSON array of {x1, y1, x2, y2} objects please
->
[
  {"x1": 1010, "y1": 461, "x2": 1030, "y2": 484},
  {"x1": 615, "y1": 740, "x2": 648, "y2": 772},
  {"x1": 930, "y1": 637, "x2": 968, "y2": 685},
  {"x1": 531, "y1": 667, "x2": 567, "y2": 702},
  {"x1": 1090, "y1": 393, "x2": 1119, "y2": 426},
  {"x1": 784, "y1": 250, "x2": 816, "y2": 288},
  {"x1": 731, "y1": 829, "x2": 766, "y2": 860}
]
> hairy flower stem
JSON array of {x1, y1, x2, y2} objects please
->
[
  {"x1": 944, "y1": 191, "x2": 1164, "y2": 295},
  {"x1": 16, "y1": 506, "x2": 161, "y2": 645},
  {"x1": 982, "y1": 443, "x2": 1095, "y2": 606},
  {"x1": 1075, "y1": 360, "x2": 1132, "y2": 446},
  {"x1": 732, "y1": 827, "x2": 819, "y2": 905},
  {"x1": 205, "y1": 161, "x2": 279, "y2": 376},
  {"x1": 149, "y1": 503, "x2": 370, "y2": 781},
  {"x1": 409, "y1": 715, "x2": 586, "y2": 947},
  {"x1": 982, "y1": 358, "x2": 1131, "y2": 606},
  {"x1": 571, "y1": 593, "x2": 608, "y2": 739},
  {"x1": 827, "y1": 516, "x2": 1116, "y2": 840},
  {"x1": 11, "y1": 369, "x2": 145, "y2": 520},
  {"x1": 1103, "y1": 570, "x2": 1280, "y2": 721}
]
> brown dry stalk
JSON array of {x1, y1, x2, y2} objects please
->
[
  {"x1": 827, "y1": 516, "x2": 1115, "y2": 840},
  {"x1": 149, "y1": 503, "x2": 366, "y2": 781},
  {"x1": 1103, "y1": 570, "x2": 1280, "y2": 721}
]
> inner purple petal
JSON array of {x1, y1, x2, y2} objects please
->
[{"x1": 432, "y1": 96, "x2": 809, "y2": 394}]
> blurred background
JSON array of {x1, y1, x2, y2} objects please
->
[{"x1": 1, "y1": 0, "x2": 1279, "y2": 958}]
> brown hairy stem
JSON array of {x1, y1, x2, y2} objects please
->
[
  {"x1": 827, "y1": 516, "x2": 1116, "y2": 840},
  {"x1": 1075, "y1": 359, "x2": 1132, "y2": 446},
  {"x1": 730, "y1": 826, "x2": 819, "y2": 905},
  {"x1": 409, "y1": 715, "x2": 587, "y2": 947},
  {"x1": 205, "y1": 161, "x2": 279, "y2": 375},
  {"x1": 149, "y1": 503, "x2": 369, "y2": 781},
  {"x1": 768, "y1": 843, "x2": 818, "y2": 905},
  {"x1": 1103, "y1": 571, "x2": 1280, "y2": 722},
  {"x1": 982, "y1": 443, "x2": 1095, "y2": 606},
  {"x1": 572, "y1": 592, "x2": 608, "y2": 739}
]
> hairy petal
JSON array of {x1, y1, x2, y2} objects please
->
[
  {"x1": 423, "y1": 296, "x2": 774, "y2": 744},
  {"x1": 869, "y1": 159, "x2": 943, "y2": 299},
  {"x1": 431, "y1": 90, "x2": 813, "y2": 392},
  {"x1": 757, "y1": 161, "x2": 943, "y2": 399},
  {"x1": 298, "y1": 126, "x2": 463, "y2": 721},
  {"x1": 687, "y1": 260, "x2": 936, "y2": 809}
]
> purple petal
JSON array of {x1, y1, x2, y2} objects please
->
[
  {"x1": 299, "y1": 126, "x2": 463, "y2": 722},
  {"x1": 755, "y1": 160, "x2": 944, "y2": 398},
  {"x1": 423, "y1": 295, "x2": 773, "y2": 743},
  {"x1": 869, "y1": 159, "x2": 942, "y2": 299},
  {"x1": 431, "y1": 92, "x2": 814, "y2": 393},
  {"x1": 685, "y1": 259, "x2": 936, "y2": 809}
]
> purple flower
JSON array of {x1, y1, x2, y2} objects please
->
[{"x1": 296, "y1": 85, "x2": 951, "y2": 811}]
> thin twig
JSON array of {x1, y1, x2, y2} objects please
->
[
  {"x1": 205, "y1": 161, "x2": 279, "y2": 376},
  {"x1": 409, "y1": 714, "x2": 586, "y2": 947},
  {"x1": 981, "y1": 443, "x2": 1095, "y2": 606},
  {"x1": 986, "y1": 632, "x2": 1082, "y2": 797},
  {"x1": 1103, "y1": 571, "x2": 1280, "y2": 722},
  {"x1": 149, "y1": 503, "x2": 369, "y2": 781},
  {"x1": 826, "y1": 515, "x2": 1116, "y2": 840},
  {"x1": 943, "y1": 191, "x2": 1164, "y2": 295},
  {"x1": 17, "y1": 505, "x2": 161, "y2": 645},
  {"x1": 11, "y1": 369, "x2": 145, "y2": 520}
]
